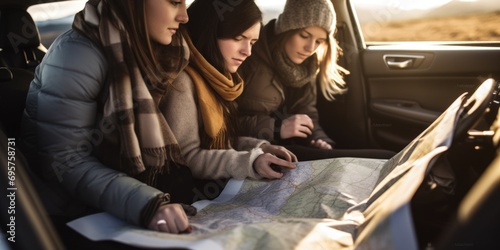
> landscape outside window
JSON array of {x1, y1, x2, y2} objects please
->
[
  {"x1": 352, "y1": 0, "x2": 500, "y2": 42},
  {"x1": 28, "y1": 0, "x2": 500, "y2": 48}
]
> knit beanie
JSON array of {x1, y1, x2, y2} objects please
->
[{"x1": 275, "y1": 0, "x2": 336, "y2": 35}]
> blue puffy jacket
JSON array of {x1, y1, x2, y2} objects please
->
[{"x1": 20, "y1": 29, "x2": 162, "y2": 226}]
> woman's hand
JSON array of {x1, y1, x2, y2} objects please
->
[
  {"x1": 260, "y1": 144, "x2": 298, "y2": 162},
  {"x1": 253, "y1": 153, "x2": 296, "y2": 179},
  {"x1": 310, "y1": 139, "x2": 333, "y2": 150},
  {"x1": 280, "y1": 114, "x2": 314, "y2": 139},
  {"x1": 148, "y1": 203, "x2": 191, "y2": 234}
]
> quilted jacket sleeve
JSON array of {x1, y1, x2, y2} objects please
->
[{"x1": 21, "y1": 30, "x2": 162, "y2": 226}]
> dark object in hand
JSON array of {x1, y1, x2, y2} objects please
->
[
  {"x1": 270, "y1": 164, "x2": 283, "y2": 173},
  {"x1": 181, "y1": 204, "x2": 197, "y2": 216},
  {"x1": 180, "y1": 225, "x2": 193, "y2": 234}
]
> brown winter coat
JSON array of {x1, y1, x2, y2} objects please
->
[{"x1": 236, "y1": 20, "x2": 334, "y2": 146}]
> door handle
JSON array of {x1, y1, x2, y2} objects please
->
[
  {"x1": 384, "y1": 54, "x2": 425, "y2": 69},
  {"x1": 386, "y1": 59, "x2": 413, "y2": 69}
]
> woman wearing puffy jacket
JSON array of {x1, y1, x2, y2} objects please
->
[{"x1": 20, "y1": 0, "x2": 195, "y2": 239}]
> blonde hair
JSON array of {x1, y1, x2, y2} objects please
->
[
  {"x1": 315, "y1": 32, "x2": 349, "y2": 101},
  {"x1": 271, "y1": 27, "x2": 349, "y2": 100}
]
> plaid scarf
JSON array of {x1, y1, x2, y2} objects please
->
[
  {"x1": 182, "y1": 29, "x2": 243, "y2": 149},
  {"x1": 72, "y1": 0, "x2": 189, "y2": 184}
]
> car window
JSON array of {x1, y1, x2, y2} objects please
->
[
  {"x1": 351, "y1": 0, "x2": 500, "y2": 43},
  {"x1": 29, "y1": 0, "x2": 500, "y2": 47},
  {"x1": 29, "y1": 0, "x2": 287, "y2": 48},
  {"x1": 254, "y1": 0, "x2": 286, "y2": 23},
  {"x1": 188, "y1": 0, "x2": 286, "y2": 23},
  {"x1": 27, "y1": 0, "x2": 87, "y2": 48}
]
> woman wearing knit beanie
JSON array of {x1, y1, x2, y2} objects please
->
[{"x1": 237, "y1": 0, "x2": 395, "y2": 160}]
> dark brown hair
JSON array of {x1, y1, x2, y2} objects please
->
[
  {"x1": 104, "y1": 0, "x2": 186, "y2": 88},
  {"x1": 185, "y1": 0, "x2": 262, "y2": 149},
  {"x1": 186, "y1": 0, "x2": 262, "y2": 76}
]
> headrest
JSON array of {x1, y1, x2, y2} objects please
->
[
  {"x1": 0, "y1": 8, "x2": 41, "y2": 52},
  {"x1": 0, "y1": 67, "x2": 13, "y2": 81}
]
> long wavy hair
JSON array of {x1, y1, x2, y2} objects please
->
[
  {"x1": 316, "y1": 31, "x2": 349, "y2": 101},
  {"x1": 271, "y1": 27, "x2": 349, "y2": 101},
  {"x1": 185, "y1": 0, "x2": 263, "y2": 148},
  {"x1": 102, "y1": 0, "x2": 187, "y2": 88}
]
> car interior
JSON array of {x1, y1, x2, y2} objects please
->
[
  {"x1": 0, "y1": 6, "x2": 47, "y2": 70},
  {"x1": 0, "y1": 2, "x2": 46, "y2": 139},
  {"x1": 0, "y1": 5, "x2": 58, "y2": 248},
  {"x1": 318, "y1": 1, "x2": 500, "y2": 153},
  {"x1": 1, "y1": 0, "x2": 499, "y2": 249}
]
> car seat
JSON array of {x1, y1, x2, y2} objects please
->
[
  {"x1": 0, "y1": 126, "x2": 65, "y2": 250},
  {"x1": 0, "y1": 66, "x2": 33, "y2": 138},
  {"x1": 0, "y1": 7, "x2": 47, "y2": 71},
  {"x1": 0, "y1": 6, "x2": 46, "y2": 138}
]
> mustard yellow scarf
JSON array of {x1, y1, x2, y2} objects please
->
[{"x1": 183, "y1": 30, "x2": 243, "y2": 149}]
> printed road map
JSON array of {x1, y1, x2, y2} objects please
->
[
  {"x1": 68, "y1": 94, "x2": 463, "y2": 249},
  {"x1": 68, "y1": 157, "x2": 387, "y2": 249}
]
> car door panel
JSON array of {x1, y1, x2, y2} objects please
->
[
  {"x1": 317, "y1": 0, "x2": 500, "y2": 152},
  {"x1": 364, "y1": 47, "x2": 500, "y2": 75},
  {"x1": 363, "y1": 47, "x2": 500, "y2": 150},
  {"x1": 369, "y1": 76, "x2": 479, "y2": 136}
]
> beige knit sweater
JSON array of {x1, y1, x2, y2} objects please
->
[{"x1": 161, "y1": 71, "x2": 267, "y2": 180}]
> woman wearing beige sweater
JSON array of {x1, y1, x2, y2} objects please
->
[{"x1": 161, "y1": 0, "x2": 297, "y2": 195}]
